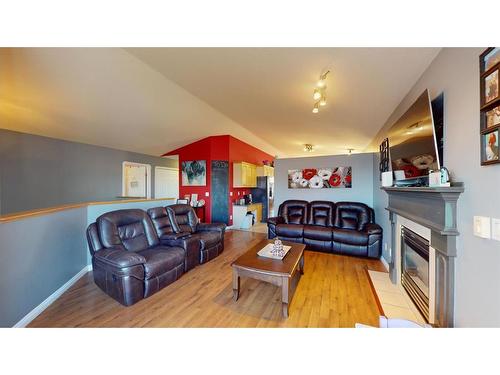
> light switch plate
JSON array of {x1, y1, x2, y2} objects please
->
[
  {"x1": 230, "y1": 192, "x2": 233, "y2": 196},
  {"x1": 473, "y1": 216, "x2": 491, "y2": 239},
  {"x1": 205, "y1": 192, "x2": 209, "y2": 197},
  {"x1": 492, "y1": 218, "x2": 500, "y2": 241}
]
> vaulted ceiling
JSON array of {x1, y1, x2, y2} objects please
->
[
  {"x1": 1, "y1": 48, "x2": 440, "y2": 158},
  {"x1": 127, "y1": 48, "x2": 441, "y2": 157}
]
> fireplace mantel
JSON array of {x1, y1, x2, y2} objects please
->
[
  {"x1": 382, "y1": 184, "x2": 464, "y2": 237},
  {"x1": 382, "y1": 183, "x2": 464, "y2": 327}
]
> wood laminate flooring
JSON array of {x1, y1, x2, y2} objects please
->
[{"x1": 29, "y1": 230, "x2": 386, "y2": 328}]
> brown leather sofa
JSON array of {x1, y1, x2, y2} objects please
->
[
  {"x1": 87, "y1": 209, "x2": 187, "y2": 306},
  {"x1": 87, "y1": 205, "x2": 226, "y2": 306},
  {"x1": 148, "y1": 204, "x2": 226, "y2": 264},
  {"x1": 267, "y1": 200, "x2": 382, "y2": 258}
]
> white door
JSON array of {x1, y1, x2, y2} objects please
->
[{"x1": 155, "y1": 167, "x2": 179, "y2": 199}]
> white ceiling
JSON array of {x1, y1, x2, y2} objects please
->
[
  {"x1": 127, "y1": 48, "x2": 441, "y2": 157},
  {"x1": 1, "y1": 48, "x2": 440, "y2": 158}
]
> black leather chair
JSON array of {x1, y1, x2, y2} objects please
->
[
  {"x1": 86, "y1": 209, "x2": 186, "y2": 306},
  {"x1": 268, "y1": 200, "x2": 382, "y2": 258},
  {"x1": 149, "y1": 204, "x2": 226, "y2": 264}
]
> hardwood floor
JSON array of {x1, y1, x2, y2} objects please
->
[{"x1": 28, "y1": 230, "x2": 386, "y2": 328}]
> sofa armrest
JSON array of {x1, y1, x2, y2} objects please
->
[
  {"x1": 267, "y1": 216, "x2": 284, "y2": 226},
  {"x1": 160, "y1": 232, "x2": 191, "y2": 241},
  {"x1": 94, "y1": 247, "x2": 146, "y2": 269},
  {"x1": 363, "y1": 223, "x2": 382, "y2": 235},
  {"x1": 196, "y1": 222, "x2": 226, "y2": 233}
]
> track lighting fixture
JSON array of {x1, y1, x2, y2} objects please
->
[
  {"x1": 312, "y1": 70, "x2": 330, "y2": 113},
  {"x1": 347, "y1": 148, "x2": 354, "y2": 155},
  {"x1": 304, "y1": 144, "x2": 314, "y2": 152}
]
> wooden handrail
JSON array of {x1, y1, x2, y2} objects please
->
[{"x1": 0, "y1": 198, "x2": 175, "y2": 224}]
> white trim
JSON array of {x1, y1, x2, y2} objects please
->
[
  {"x1": 380, "y1": 256, "x2": 390, "y2": 271},
  {"x1": 13, "y1": 265, "x2": 91, "y2": 328}
]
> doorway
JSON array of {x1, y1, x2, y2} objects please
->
[{"x1": 155, "y1": 167, "x2": 179, "y2": 199}]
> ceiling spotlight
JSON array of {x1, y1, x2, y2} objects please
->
[
  {"x1": 304, "y1": 144, "x2": 314, "y2": 152},
  {"x1": 313, "y1": 89, "x2": 322, "y2": 101},
  {"x1": 319, "y1": 95, "x2": 327, "y2": 106},
  {"x1": 347, "y1": 148, "x2": 354, "y2": 155},
  {"x1": 312, "y1": 102, "x2": 319, "y2": 113},
  {"x1": 316, "y1": 70, "x2": 330, "y2": 87}
]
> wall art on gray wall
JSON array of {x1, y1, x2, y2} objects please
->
[
  {"x1": 181, "y1": 160, "x2": 206, "y2": 186},
  {"x1": 288, "y1": 167, "x2": 352, "y2": 189}
]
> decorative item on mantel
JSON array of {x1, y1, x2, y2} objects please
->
[{"x1": 480, "y1": 47, "x2": 500, "y2": 166}]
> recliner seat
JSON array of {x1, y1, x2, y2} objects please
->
[
  {"x1": 87, "y1": 209, "x2": 187, "y2": 306},
  {"x1": 147, "y1": 204, "x2": 226, "y2": 265},
  {"x1": 268, "y1": 200, "x2": 382, "y2": 258}
]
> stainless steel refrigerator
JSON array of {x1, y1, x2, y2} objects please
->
[{"x1": 251, "y1": 176, "x2": 274, "y2": 222}]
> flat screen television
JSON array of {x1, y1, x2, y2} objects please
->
[{"x1": 388, "y1": 89, "x2": 442, "y2": 182}]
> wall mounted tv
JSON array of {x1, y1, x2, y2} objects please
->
[{"x1": 388, "y1": 89, "x2": 442, "y2": 182}]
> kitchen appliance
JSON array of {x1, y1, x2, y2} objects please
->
[
  {"x1": 243, "y1": 194, "x2": 252, "y2": 205},
  {"x1": 251, "y1": 176, "x2": 274, "y2": 221}
]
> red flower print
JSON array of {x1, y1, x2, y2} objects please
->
[
  {"x1": 329, "y1": 173, "x2": 341, "y2": 186},
  {"x1": 302, "y1": 168, "x2": 317, "y2": 180},
  {"x1": 344, "y1": 174, "x2": 352, "y2": 185}
]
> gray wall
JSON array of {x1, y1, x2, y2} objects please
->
[
  {"x1": 371, "y1": 48, "x2": 500, "y2": 327},
  {"x1": 275, "y1": 153, "x2": 375, "y2": 209},
  {"x1": 0, "y1": 198, "x2": 175, "y2": 327},
  {"x1": 0, "y1": 129, "x2": 177, "y2": 215},
  {"x1": 0, "y1": 207, "x2": 88, "y2": 327}
]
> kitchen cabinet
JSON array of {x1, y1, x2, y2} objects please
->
[
  {"x1": 256, "y1": 165, "x2": 274, "y2": 177},
  {"x1": 233, "y1": 161, "x2": 257, "y2": 187}
]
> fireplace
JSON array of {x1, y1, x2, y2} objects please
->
[
  {"x1": 401, "y1": 226, "x2": 429, "y2": 321},
  {"x1": 383, "y1": 184, "x2": 464, "y2": 327}
]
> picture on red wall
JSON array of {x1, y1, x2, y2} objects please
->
[
  {"x1": 288, "y1": 167, "x2": 352, "y2": 189},
  {"x1": 181, "y1": 160, "x2": 206, "y2": 186}
]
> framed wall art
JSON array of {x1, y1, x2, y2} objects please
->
[
  {"x1": 288, "y1": 167, "x2": 352, "y2": 189},
  {"x1": 480, "y1": 48, "x2": 500, "y2": 166}
]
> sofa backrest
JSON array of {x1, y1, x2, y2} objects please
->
[
  {"x1": 334, "y1": 202, "x2": 373, "y2": 231},
  {"x1": 308, "y1": 201, "x2": 336, "y2": 227},
  {"x1": 278, "y1": 200, "x2": 309, "y2": 225},
  {"x1": 97, "y1": 209, "x2": 160, "y2": 252},
  {"x1": 167, "y1": 204, "x2": 198, "y2": 233},
  {"x1": 147, "y1": 207, "x2": 176, "y2": 238}
]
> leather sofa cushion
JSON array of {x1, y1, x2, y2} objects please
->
[
  {"x1": 276, "y1": 224, "x2": 304, "y2": 238},
  {"x1": 332, "y1": 228, "x2": 369, "y2": 246},
  {"x1": 279, "y1": 200, "x2": 308, "y2": 225},
  {"x1": 334, "y1": 202, "x2": 372, "y2": 231},
  {"x1": 137, "y1": 247, "x2": 185, "y2": 279},
  {"x1": 308, "y1": 201, "x2": 335, "y2": 227},
  {"x1": 167, "y1": 204, "x2": 198, "y2": 233},
  {"x1": 118, "y1": 221, "x2": 150, "y2": 252},
  {"x1": 303, "y1": 225, "x2": 333, "y2": 241},
  {"x1": 190, "y1": 231, "x2": 220, "y2": 250}
]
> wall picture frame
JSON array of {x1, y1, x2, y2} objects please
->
[
  {"x1": 181, "y1": 160, "x2": 207, "y2": 186},
  {"x1": 479, "y1": 48, "x2": 500, "y2": 166}
]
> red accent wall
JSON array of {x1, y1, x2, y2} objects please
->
[{"x1": 163, "y1": 135, "x2": 274, "y2": 225}]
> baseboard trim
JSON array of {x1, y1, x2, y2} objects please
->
[
  {"x1": 380, "y1": 256, "x2": 390, "y2": 272},
  {"x1": 13, "y1": 265, "x2": 92, "y2": 328}
]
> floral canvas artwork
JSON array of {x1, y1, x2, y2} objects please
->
[{"x1": 288, "y1": 167, "x2": 352, "y2": 189}]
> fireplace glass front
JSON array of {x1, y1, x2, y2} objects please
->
[{"x1": 401, "y1": 226, "x2": 430, "y2": 321}]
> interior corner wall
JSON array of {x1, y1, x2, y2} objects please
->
[
  {"x1": 274, "y1": 153, "x2": 375, "y2": 210},
  {"x1": 0, "y1": 129, "x2": 177, "y2": 215},
  {"x1": 371, "y1": 48, "x2": 500, "y2": 327}
]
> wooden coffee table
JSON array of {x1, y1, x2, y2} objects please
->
[{"x1": 231, "y1": 239, "x2": 305, "y2": 318}]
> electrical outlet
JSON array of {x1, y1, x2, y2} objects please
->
[
  {"x1": 230, "y1": 215, "x2": 233, "y2": 220},
  {"x1": 205, "y1": 192, "x2": 209, "y2": 197},
  {"x1": 473, "y1": 216, "x2": 491, "y2": 239},
  {"x1": 230, "y1": 192, "x2": 233, "y2": 196},
  {"x1": 492, "y1": 218, "x2": 500, "y2": 241}
]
